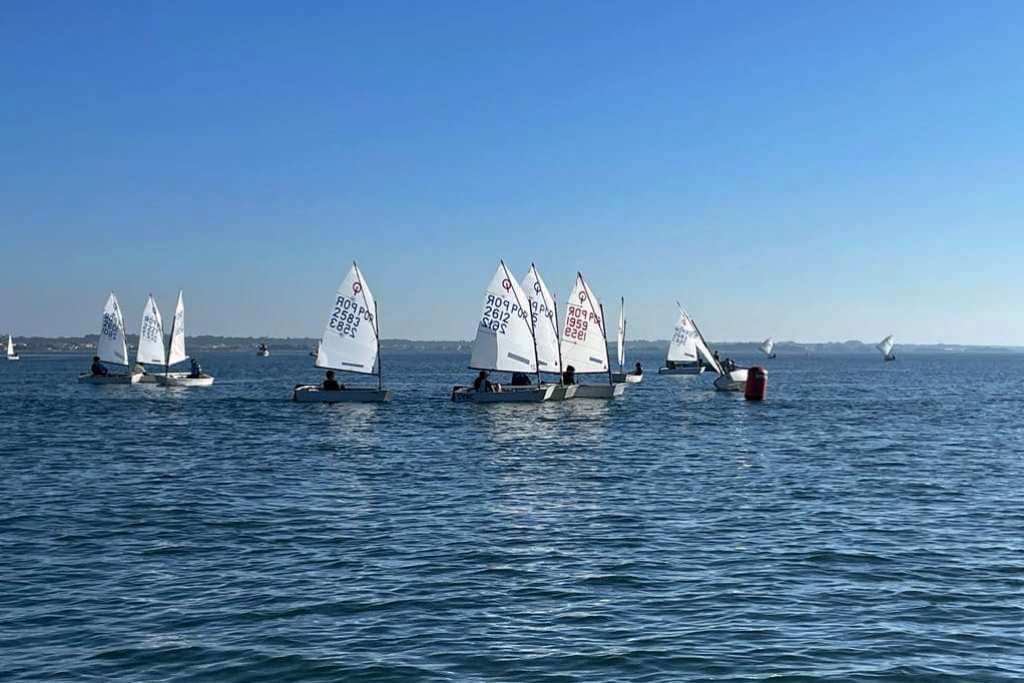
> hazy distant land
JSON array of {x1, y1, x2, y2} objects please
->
[{"x1": 10, "y1": 336, "x2": 1021, "y2": 355}]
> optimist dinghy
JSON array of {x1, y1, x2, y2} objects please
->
[
  {"x1": 759, "y1": 338, "x2": 777, "y2": 359},
  {"x1": 78, "y1": 293, "x2": 141, "y2": 384},
  {"x1": 452, "y1": 260, "x2": 552, "y2": 403},
  {"x1": 658, "y1": 307, "x2": 704, "y2": 375},
  {"x1": 6, "y1": 335, "x2": 18, "y2": 361},
  {"x1": 558, "y1": 273, "x2": 625, "y2": 399},
  {"x1": 257, "y1": 343, "x2": 270, "y2": 357},
  {"x1": 877, "y1": 335, "x2": 896, "y2": 362},
  {"x1": 134, "y1": 294, "x2": 177, "y2": 383},
  {"x1": 156, "y1": 291, "x2": 214, "y2": 387},
  {"x1": 293, "y1": 262, "x2": 390, "y2": 403},
  {"x1": 610, "y1": 297, "x2": 642, "y2": 384},
  {"x1": 521, "y1": 264, "x2": 576, "y2": 400}
]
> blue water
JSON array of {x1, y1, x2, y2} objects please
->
[{"x1": 2, "y1": 351, "x2": 1023, "y2": 681}]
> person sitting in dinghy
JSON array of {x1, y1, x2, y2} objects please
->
[
  {"x1": 562, "y1": 365, "x2": 577, "y2": 385},
  {"x1": 633, "y1": 362, "x2": 643, "y2": 376},
  {"x1": 322, "y1": 370, "x2": 344, "y2": 391},
  {"x1": 473, "y1": 370, "x2": 496, "y2": 392},
  {"x1": 189, "y1": 358, "x2": 203, "y2": 378},
  {"x1": 90, "y1": 356, "x2": 108, "y2": 376},
  {"x1": 510, "y1": 372, "x2": 531, "y2": 386}
]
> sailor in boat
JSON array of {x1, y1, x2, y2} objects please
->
[
  {"x1": 473, "y1": 370, "x2": 496, "y2": 393},
  {"x1": 322, "y1": 370, "x2": 344, "y2": 391},
  {"x1": 189, "y1": 358, "x2": 204, "y2": 379},
  {"x1": 633, "y1": 361, "x2": 643, "y2": 376},
  {"x1": 562, "y1": 365, "x2": 577, "y2": 385},
  {"x1": 90, "y1": 356, "x2": 109, "y2": 376},
  {"x1": 510, "y1": 372, "x2": 532, "y2": 386}
]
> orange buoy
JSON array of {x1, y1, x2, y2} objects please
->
[{"x1": 744, "y1": 366, "x2": 767, "y2": 401}]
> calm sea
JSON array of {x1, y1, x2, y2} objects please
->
[{"x1": 2, "y1": 351, "x2": 1022, "y2": 681}]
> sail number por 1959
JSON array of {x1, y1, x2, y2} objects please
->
[{"x1": 563, "y1": 304, "x2": 600, "y2": 341}]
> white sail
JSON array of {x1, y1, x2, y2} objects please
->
[
  {"x1": 6, "y1": 335, "x2": 13, "y2": 357},
  {"x1": 521, "y1": 264, "x2": 560, "y2": 374},
  {"x1": 667, "y1": 309, "x2": 699, "y2": 362},
  {"x1": 559, "y1": 273, "x2": 608, "y2": 374},
  {"x1": 616, "y1": 298, "x2": 626, "y2": 370},
  {"x1": 316, "y1": 262, "x2": 379, "y2": 375},
  {"x1": 97, "y1": 293, "x2": 129, "y2": 366},
  {"x1": 694, "y1": 335, "x2": 722, "y2": 374},
  {"x1": 877, "y1": 335, "x2": 895, "y2": 357},
  {"x1": 760, "y1": 338, "x2": 775, "y2": 357},
  {"x1": 167, "y1": 290, "x2": 188, "y2": 367},
  {"x1": 136, "y1": 295, "x2": 166, "y2": 366},
  {"x1": 470, "y1": 261, "x2": 537, "y2": 373}
]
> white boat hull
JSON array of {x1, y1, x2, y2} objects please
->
[
  {"x1": 6, "y1": 356, "x2": 19, "y2": 361},
  {"x1": 158, "y1": 374, "x2": 215, "y2": 387},
  {"x1": 545, "y1": 384, "x2": 578, "y2": 401},
  {"x1": 257, "y1": 350, "x2": 270, "y2": 357},
  {"x1": 883, "y1": 354, "x2": 895, "y2": 362},
  {"x1": 293, "y1": 385, "x2": 391, "y2": 402},
  {"x1": 78, "y1": 372, "x2": 142, "y2": 385},
  {"x1": 451, "y1": 384, "x2": 555, "y2": 403},
  {"x1": 714, "y1": 369, "x2": 749, "y2": 392},
  {"x1": 572, "y1": 383, "x2": 626, "y2": 399},
  {"x1": 611, "y1": 372, "x2": 643, "y2": 384},
  {"x1": 137, "y1": 371, "x2": 189, "y2": 384},
  {"x1": 658, "y1": 365, "x2": 705, "y2": 375}
]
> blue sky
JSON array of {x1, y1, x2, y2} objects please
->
[{"x1": 2, "y1": 2, "x2": 1022, "y2": 343}]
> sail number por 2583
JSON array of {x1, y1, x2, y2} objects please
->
[{"x1": 330, "y1": 296, "x2": 372, "y2": 339}]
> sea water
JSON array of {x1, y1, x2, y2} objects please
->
[{"x1": 1, "y1": 351, "x2": 1022, "y2": 681}]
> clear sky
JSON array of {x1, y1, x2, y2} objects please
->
[{"x1": 3, "y1": 2, "x2": 1023, "y2": 344}]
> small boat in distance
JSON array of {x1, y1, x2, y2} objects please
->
[
  {"x1": 759, "y1": 337, "x2": 777, "y2": 359},
  {"x1": 257, "y1": 343, "x2": 270, "y2": 357},
  {"x1": 559, "y1": 272, "x2": 624, "y2": 399},
  {"x1": 522, "y1": 263, "x2": 575, "y2": 400},
  {"x1": 6, "y1": 335, "x2": 19, "y2": 361},
  {"x1": 610, "y1": 297, "x2": 642, "y2": 384},
  {"x1": 294, "y1": 262, "x2": 390, "y2": 402},
  {"x1": 878, "y1": 335, "x2": 896, "y2": 362},
  {"x1": 452, "y1": 260, "x2": 554, "y2": 403},
  {"x1": 157, "y1": 291, "x2": 214, "y2": 387},
  {"x1": 658, "y1": 307, "x2": 704, "y2": 375},
  {"x1": 78, "y1": 293, "x2": 141, "y2": 384}
]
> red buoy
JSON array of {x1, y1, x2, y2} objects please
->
[{"x1": 744, "y1": 366, "x2": 767, "y2": 401}]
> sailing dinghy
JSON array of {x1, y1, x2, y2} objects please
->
[
  {"x1": 6, "y1": 335, "x2": 18, "y2": 361},
  {"x1": 78, "y1": 293, "x2": 141, "y2": 384},
  {"x1": 759, "y1": 338, "x2": 777, "y2": 359},
  {"x1": 156, "y1": 291, "x2": 214, "y2": 386},
  {"x1": 257, "y1": 343, "x2": 270, "y2": 357},
  {"x1": 559, "y1": 273, "x2": 624, "y2": 399},
  {"x1": 294, "y1": 262, "x2": 390, "y2": 402},
  {"x1": 134, "y1": 294, "x2": 173, "y2": 383},
  {"x1": 690, "y1": 318, "x2": 748, "y2": 392},
  {"x1": 522, "y1": 264, "x2": 576, "y2": 400},
  {"x1": 610, "y1": 298, "x2": 642, "y2": 384},
  {"x1": 452, "y1": 261, "x2": 554, "y2": 403},
  {"x1": 658, "y1": 307, "x2": 704, "y2": 375},
  {"x1": 877, "y1": 335, "x2": 896, "y2": 362}
]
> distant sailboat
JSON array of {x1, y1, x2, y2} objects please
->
[
  {"x1": 610, "y1": 298, "x2": 642, "y2": 383},
  {"x1": 157, "y1": 291, "x2": 214, "y2": 386},
  {"x1": 658, "y1": 307, "x2": 704, "y2": 375},
  {"x1": 6, "y1": 335, "x2": 18, "y2": 361},
  {"x1": 294, "y1": 262, "x2": 389, "y2": 402},
  {"x1": 134, "y1": 294, "x2": 167, "y2": 383},
  {"x1": 452, "y1": 260, "x2": 554, "y2": 403},
  {"x1": 78, "y1": 293, "x2": 141, "y2": 384},
  {"x1": 522, "y1": 263, "x2": 575, "y2": 400},
  {"x1": 257, "y1": 343, "x2": 270, "y2": 357},
  {"x1": 559, "y1": 272, "x2": 624, "y2": 399},
  {"x1": 759, "y1": 337, "x2": 777, "y2": 359},
  {"x1": 877, "y1": 335, "x2": 896, "y2": 362}
]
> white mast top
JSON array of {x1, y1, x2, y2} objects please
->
[
  {"x1": 559, "y1": 272, "x2": 609, "y2": 374},
  {"x1": 316, "y1": 262, "x2": 380, "y2": 375},
  {"x1": 97, "y1": 293, "x2": 129, "y2": 366},
  {"x1": 470, "y1": 260, "x2": 537, "y2": 373}
]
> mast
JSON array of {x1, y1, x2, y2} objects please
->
[
  {"x1": 600, "y1": 303, "x2": 612, "y2": 386},
  {"x1": 619, "y1": 296, "x2": 625, "y2": 374},
  {"x1": 553, "y1": 299, "x2": 564, "y2": 385},
  {"x1": 688, "y1": 311, "x2": 722, "y2": 375},
  {"x1": 164, "y1": 300, "x2": 174, "y2": 378},
  {"x1": 375, "y1": 300, "x2": 382, "y2": 391}
]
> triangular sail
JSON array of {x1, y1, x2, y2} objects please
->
[
  {"x1": 97, "y1": 293, "x2": 129, "y2": 366},
  {"x1": 521, "y1": 264, "x2": 560, "y2": 375},
  {"x1": 666, "y1": 309, "x2": 699, "y2": 362},
  {"x1": 167, "y1": 291, "x2": 188, "y2": 367},
  {"x1": 616, "y1": 298, "x2": 626, "y2": 370},
  {"x1": 877, "y1": 335, "x2": 895, "y2": 357},
  {"x1": 559, "y1": 273, "x2": 608, "y2": 374},
  {"x1": 316, "y1": 262, "x2": 379, "y2": 374},
  {"x1": 6, "y1": 335, "x2": 13, "y2": 356},
  {"x1": 470, "y1": 261, "x2": 537, "y2": 373},
  {"x1": 136, "y1": 294, "x2": 166, "y2": 366},
  {"x1": 760, "y1": 338, "x2": 775, "y2": 356}
]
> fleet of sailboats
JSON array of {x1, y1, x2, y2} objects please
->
[{"x1": 6, "y1": 335, "x2": 18, "y2": 361}]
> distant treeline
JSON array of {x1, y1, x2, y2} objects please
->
[{"x1": 10, "y1": 335, "x2": 1021, "y2": 355}]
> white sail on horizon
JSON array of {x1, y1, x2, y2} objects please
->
[
  {"x1": 617, "y1": 298, "x2": 626, "y2": 370},
  {"x1": 521, "y1": 264, "x2": 561, "y2": 375},
  {"x1": 760, "y1": 338, "x2": 775, "y2": 357},
  {"x1": 877, "y1": 335, "x2": 895, "y2": 357},
  {"x1": 97, "y1": 293, "x2": 129, "y2": 366},
  {"x1": 136, "y1": 294, "x2": 166, "y2": 366},
  {"x1": 470, "y1": 261, "x2": 537, "y2": 374},
  {"x1": 6, "y1": 335, "x2": 14, "y2": 357},
  {"x1": 559, "y1": 273, "x2": 608, "y2": 375},
  {"x1": 316, "y1": 262, "x2": 380, "y2": 375},
  {"x1": 167, "y1": 290, "x2": 188, "y2": 367}
]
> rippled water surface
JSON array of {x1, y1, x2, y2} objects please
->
[{"x1": 2, "y1": 351, "x2": 1023, "y2": 681}]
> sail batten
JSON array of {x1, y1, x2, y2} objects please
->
[
  {"x1": 470, "y1": 261, "x2": 537, "y2": 373},
  {"x1": 316, "y1": 262, "x2": 380, "y2": 375},
  {"x1": 559, "y1": 273, "x2": 608, "y2": 374}
]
